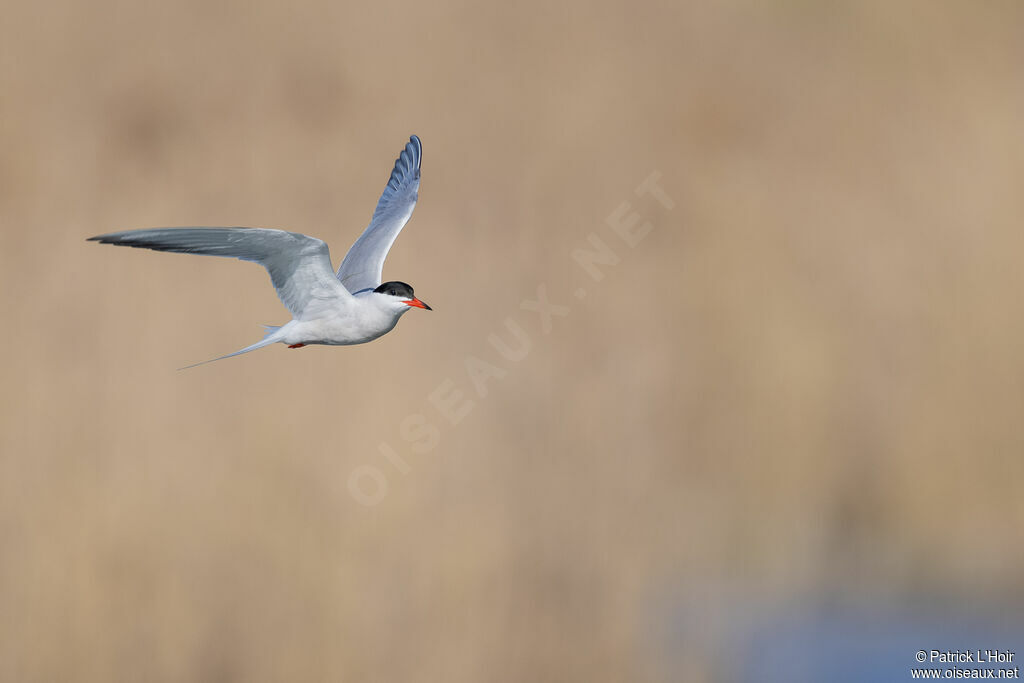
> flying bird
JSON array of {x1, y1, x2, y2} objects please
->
[{"x1": 89, "y1": 135, "x2": 431, "y2": 368}]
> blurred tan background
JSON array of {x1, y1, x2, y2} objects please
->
[{"x1": 2, "y1": 0, "x2": 1023, "y2": 681}]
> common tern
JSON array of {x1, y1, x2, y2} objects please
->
[{"x1": 89, "y1": 135, "x2": 431, "y2": 368}]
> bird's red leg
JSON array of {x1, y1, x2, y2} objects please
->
[{"x1": 288, "y1": 343, "x2": 306, "y2": 349}]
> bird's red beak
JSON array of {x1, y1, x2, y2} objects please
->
[{"x1": 404, "y1": 297, "x2": 432, "y2": 310}]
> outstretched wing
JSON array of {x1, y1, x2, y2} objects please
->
[
  {"x1": 336, "y1": 135, "x2": 422, "y2": 294},
  {"x1": 88, "y1": 227, "x2": 352, "y2": 320}
]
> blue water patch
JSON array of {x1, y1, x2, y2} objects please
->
[{"x1": 653, "y1": 594, "x2": 1023, "y2": 682}]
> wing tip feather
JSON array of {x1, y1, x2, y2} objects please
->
[{"x1": 384, "y1": 135, "x2": 423, "y2": 191}]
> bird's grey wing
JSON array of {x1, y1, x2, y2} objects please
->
[
  {"x1": 336, "y1": 135, "x2": 422, "y2": 294},
  {"x1": 88, "y1": 227, "x2": 352, "y2": 320}
]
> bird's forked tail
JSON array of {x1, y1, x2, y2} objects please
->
[{"x1": 177, "y1": 325, "x2": 283, "y2": 370}]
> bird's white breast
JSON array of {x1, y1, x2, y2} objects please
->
[{"x1": 281, "y1": 294, "x2": 406, "y2": 346}]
